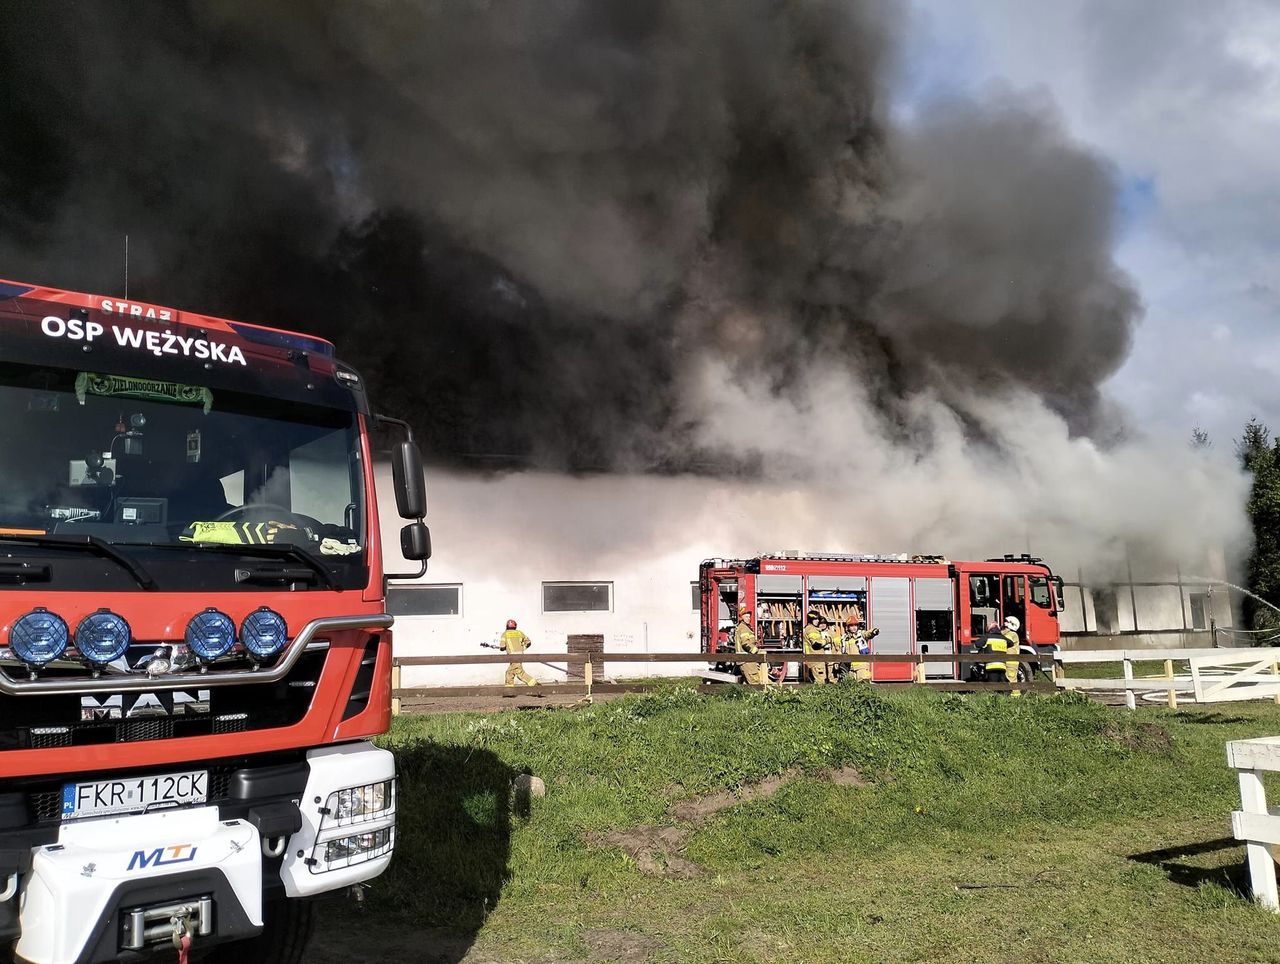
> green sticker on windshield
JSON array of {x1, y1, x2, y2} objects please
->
[{"x1": 75, "y1": 373, "x2": 213, "y2": 414}]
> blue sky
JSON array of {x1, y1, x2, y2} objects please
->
[{"x1": 897, "y1": 0, "x2": 1280, "y2": 451}]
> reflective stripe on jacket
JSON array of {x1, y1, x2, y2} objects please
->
[
  {"x1": 501, "y1": 629, "x2": 530, "y2": 654},
  {"x1": 981, "y1": 631, "x2": 1007, "y2": 671}
]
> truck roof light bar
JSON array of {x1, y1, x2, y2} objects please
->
[{"x1": 985, "y1": 554, "x2": 1044, "y2": 565}]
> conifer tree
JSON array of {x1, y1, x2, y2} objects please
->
[{"x1": 1238, "y1": 419, "x2": 1280, "y2": 631}]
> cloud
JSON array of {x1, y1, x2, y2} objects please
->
[{"x1": 907, "y1": 0, "x2": 1280, "y2": 448}]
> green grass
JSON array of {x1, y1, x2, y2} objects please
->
[
  {"x1": 326, "y1": 686, "x2": 1280, "y2": 962},
  {"x1": 1064, "y1": 660, "x2": 1185, "y2": 680}
]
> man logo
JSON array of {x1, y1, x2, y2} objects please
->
[
  {"x1": 80, "y1": 690, "x2": 210, "y2": 721},
  {"x1": 127, "y1": 844, "x2": 198, "y2": 871}
]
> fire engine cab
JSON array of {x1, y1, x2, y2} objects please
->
[
  {"x1": 0, "y1": 279, "x2": 430, "y2": 963},
  {"x1": 700, "y1": 553, "x2": 1063, "y2": 682}
]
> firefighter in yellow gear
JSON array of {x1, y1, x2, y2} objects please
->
[
  {"x1": 734, "y1": 603, "x2": 770, "y2": 686},
  {"x1": 980, "y1": 617, "x2": 1008, "y2": 683},
  {"x1": 843, "y1": 620, "x2": 878, "y2": 682},
  {"x1": 1002, "y1": 615, "x2": 1023, "y2": 698},
  {"x1": 500, "y1": 619, "x2": 538, "y2": 687},
  {"x1": 802, "y1": 612, "x2": 832, "y2": 684}
]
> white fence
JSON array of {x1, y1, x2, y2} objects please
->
[
  {"x1": 1056, "y1": 648, "x2": 1280, "y2": 710},
  {"x1": 1228, "y1": 736, "x2": 1280, "y2": 909}
]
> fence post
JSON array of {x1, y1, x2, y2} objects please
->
[
  {"x1": 1123, "y1": 657, "x2": 1136, "y2": 711},
  {"x1": 1165, "y1": 658, "x2": 1177, "y2": 710},
  {"x1": 914, "y1": 653, "x2": 926, "y2": 684},
  {"x1": 584, "y1": 656, "x2": 594, "y2": 703},
  {"x1": 1272, "y1": 661, "x2": 1280, "y2": 707},
  {"x1": 391, "y1": 662, "x2": 402, "y2": 717},
  {"x1": 1238, "y1": 767, "x2": 1280, "y2": 910}
]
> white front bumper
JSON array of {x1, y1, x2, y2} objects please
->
[
  {"x1": 279, "y1": 742, "x2": 397, "y2": 897},
  {"x1": 15, "y1": 806, "x2": 261, "y2": 964},
  {"x1": 10, "y1": 742, "x2": 396, "y2": 963}
]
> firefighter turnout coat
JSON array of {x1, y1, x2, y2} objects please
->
[
  {"x1": 734, "y1": 619, "x2": 769, "y2": 686},
  {"x1": 501, "y1": 628, "x2": 537, "y2": 686}
]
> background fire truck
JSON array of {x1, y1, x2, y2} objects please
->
[
  {"x1": 700, "y1": 553, "x2": 1064, "y2": 683},
  {"x1": 0, "y1": 280, "x2": 429, "y2": 963}
]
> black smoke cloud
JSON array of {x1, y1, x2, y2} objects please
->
[{"x1": 0, "y1": 1, "x2": 1138, "y2": 471}]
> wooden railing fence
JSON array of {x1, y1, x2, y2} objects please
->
[{"x1": 390, "y1": 650, "x2": 1055, "y2": 714}]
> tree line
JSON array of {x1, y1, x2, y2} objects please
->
[{"x1": 1222, "y1": 419, "x2": 1280, "y2": 632}]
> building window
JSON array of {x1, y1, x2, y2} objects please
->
[
  {"x1": 1189, "y1": 592, "x2": 1209, "y2": 631},
  {"x1": 388, "y1": 584, "x2": 462, "y2": 617},
  {"x1": 691, "y1": 582, "x2": 701, "y2": 611},
  {"x1": 543, "y1": 582, "x2": 613, "y2": 613}
]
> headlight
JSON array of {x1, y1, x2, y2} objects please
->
[
  {"x1": 240, "y1": 608, "x2": 288, "y2": 659},
  {"x1": 322, "y1": 827, "x2": 393, "y2": 867},
  {"x1": 74, "y1": 610, "x2": 131, "y2": 665},
  {"x1": 185, "y1": 608, "x2": 236, "y2": 661},
  {"x1": 9, "y1": 609, "x2": 69, "y2": 666},
  {"x1": 325, "y1": 780, "x2": 395, "y2": 824},
  {"x1": 307, "y1": 775, "x2": 397, "y2": 874}
]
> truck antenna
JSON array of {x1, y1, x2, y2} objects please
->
[{"x1": 123, "y1": 234, "x2": 129, "y2": 299}]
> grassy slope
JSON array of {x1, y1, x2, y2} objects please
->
[{"x1": 352, "y1": 685, "x2": 1280, "y2": 963}]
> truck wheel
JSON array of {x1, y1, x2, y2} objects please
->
[{"x1": 202, "y1": 898, "x2": 315, "y2": 964}]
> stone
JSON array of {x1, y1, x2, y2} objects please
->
[{"x1": 512, "y1": 773, "x2": 546, "y2": 798}]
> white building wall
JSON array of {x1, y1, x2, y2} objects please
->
[{"x1": 377, "y1": 467, "x2": 705, "y2": 688}]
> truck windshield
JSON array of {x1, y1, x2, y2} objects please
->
[{"x1": 0, "y1": 363, "x2": 364, "y2": 563}]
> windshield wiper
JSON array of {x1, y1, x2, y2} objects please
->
[
  {"x1": 0, "y1": 534, "x2": 158, "y2": 591},
  {"x1": 163, "y1": 542, "x2": 340, "y2": 591}
]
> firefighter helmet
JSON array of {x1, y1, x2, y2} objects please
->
[
  {"x1": 506, "y1": 619, "x2": 517, "y2": 630},
  {"x1": 1004, "y1": 615, "x2": 1020, "y2": 632},
  {"x1": 807, "y1": 610, "x2": 820, "y2": 622}
]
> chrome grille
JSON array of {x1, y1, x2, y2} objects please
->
[{"x1": 0, "y1": 651, "x2": 327, "y2": 750}]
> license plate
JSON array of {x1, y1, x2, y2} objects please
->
[{"x1": 61, "y1": 770, "x2": 208, "y2": 820}]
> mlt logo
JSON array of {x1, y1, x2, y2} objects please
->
[{"x1": 127, "y1": 844, "x2": 198, "y2": 871}]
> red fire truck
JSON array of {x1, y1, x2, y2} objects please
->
[
  {"x1": 0, "y1": 280, "x2": 430, "y2": 962},
  {"x1": 700, "y1": 553, "x2": 1063, "y2": 682}
]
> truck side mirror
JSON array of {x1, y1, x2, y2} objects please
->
[
  {"x1": 378, "y1": 414, "x2": 430, "y2": 582},
  {"x1": 400, "y1": 522, "x2": 432, "y2": 561},
  {"x1": 391, "y1": 440, "x2": 426, "y2": 520}
]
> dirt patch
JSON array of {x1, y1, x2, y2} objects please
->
[
  {"x1": 594, "y1": 826, "x2": 703, "y2": 878},
  {"x1": 670, "y1": 768, "x2": 802, "y2": 822},
  {"x1": 1103, "y1": 721, "x2": 1174, "y2": 754},
  {"x1": 581, "y1": 928, "x2": 664, "y2": 962},
  {"x1": 592, "y1": 766, "x2": 871, "y2": 877},
  {"x1": 824, "y1": 764, "x2": 870, "y2": 787}
]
